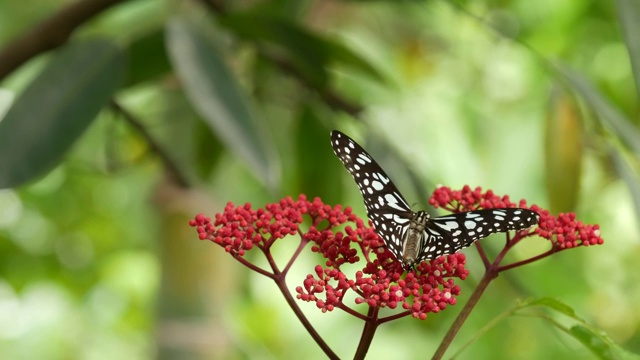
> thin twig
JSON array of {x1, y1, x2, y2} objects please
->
[{"x1": 109, "y1": 100, "x2": 191, "y2": 188}]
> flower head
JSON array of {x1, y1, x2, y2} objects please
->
[{"x1": 190, "y1": 195, "x2": 470, "y2": 320}]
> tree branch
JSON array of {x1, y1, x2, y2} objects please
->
[{"x1": 0, "y1": 0, "x2": 131, "y2": 81}]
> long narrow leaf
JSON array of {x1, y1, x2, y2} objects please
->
[
  {"x1": 0, "y1": 39, "x2": 125, "y2": 189},
  {"x1": 166, "y1": 19, "x2": 279, "y2": 190}
]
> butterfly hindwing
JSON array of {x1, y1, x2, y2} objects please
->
[{"x1": 416, "y1": 208, "x2": 541, "y2": 262}]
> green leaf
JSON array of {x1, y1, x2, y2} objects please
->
[
  {"x1": 166, "y1": 18, "x2": 280, "y2": 190},
  {"x1": 520, "y1": 297, "x2": 581, "y2": 320},
  {"x1": 615, "y1": 0, "x2": 640, "y2": 96},
  {"x1": 218, "y1": 11, "x2": 385, "y2": 88},
  {"x1": 569, "y1": 325, "x2": 618, "y2": 360},
  {"x1": 519, "y1": 298, "x2": 639, "y2": 360},
  {"x1": 556, "y1": 64, "x2": 640, "y2": 156},
  {"x1": 544, "y1": 85, "x2": 583, "y2": 213},
  {"x1": 0, "y1": 39, "x2": 125, "y2": 189}
]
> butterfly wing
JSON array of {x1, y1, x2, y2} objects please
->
[
  {"x1": 417, "y1": 208, "x2": 540, "y2": 262},
  {"x1": 330, "y1": 130, "x2": 413, "y2": 260}
]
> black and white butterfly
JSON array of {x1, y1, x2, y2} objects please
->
[{"x1": 330, "y1": 130, "x2": 539, "y2": 270}]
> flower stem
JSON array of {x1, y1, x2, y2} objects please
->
[
  {"x1": 354, "y1": 307, "x2": 380, "y2": 360},
  {"x1": 498, "y1": 248, "x2": 554, "y2": 272},
  {"x1": 272, "y1": 270, "x2": 339, "y2": 360},
  {"x1": 431, "y1": 262, "x2": 499, "y2": 359}
]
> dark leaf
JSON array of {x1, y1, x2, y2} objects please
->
[{"x1": 0, "y1": 39, "x2": 125, "y2": 189}]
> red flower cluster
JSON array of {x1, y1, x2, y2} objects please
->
[
  {"x1": 430, "y1": 185, "x2": 604, "y2": 251},
  {"x1": 190, "y1": 196, "x2": 355, "y2": 256},
  {"x1": 294, "y1": 197, "x2": 470, "y2": 320},
  {"x1": 190, "y1": 195, "x2": 470, "y2": 320},
  {"x1": 190, "y1": 187, "x2": 604, "y2": 321}
]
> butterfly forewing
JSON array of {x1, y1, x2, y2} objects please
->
[{"x1": 330, "y1": 131, "x2": 413, "y2": 259}]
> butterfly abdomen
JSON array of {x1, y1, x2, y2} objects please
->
[{"x1": 402, "y1": 211, "x2": 430, "y2": 269}]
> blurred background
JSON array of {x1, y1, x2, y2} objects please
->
[{"x1": 0, "y1": 0, "x2": 638, "y2": 359}]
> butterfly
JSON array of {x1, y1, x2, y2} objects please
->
[{"x1": 330, "y1": 130, "x2": 539, "y2": 270}]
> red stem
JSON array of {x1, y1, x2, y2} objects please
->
[
  {"x1": 353, "y1": 307, "x2": 380, "y2": 360},
  {"x1": 233, "y1": 252, "x2": 275, "y2": 278},
  {"x1": 378, "y1": 309, "x2": 411, "y2": 324},
  {"x1": 271, "y1": 270, "x2": 339, "y2": 359},
  {"x1": 336, "y1": 302, "x2": 369, "y2": 321},
  {"x1": 431, "y1": 235, "x2": 517, "y2": 359},
  {"x1": 431, "y1": 261, "x2": 498, "y2": 359},
  {"x1": 281, "y1": 234, "x2": 310, "y2": 275},
  {"x1": 497, "y1": 248, "x2": 555, "y2": 272}
]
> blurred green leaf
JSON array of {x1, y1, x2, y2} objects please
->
[
  {"x1": 218, "y1": 11, "x2": 385, "y2": 88},
  {"x1": 615, "y1": 0, "x2": 640, "y2": 95},
  {"x1": 455, "y1": 297, "x2": 638, "y2": 359},
  {"x1": 520, "y1": 297, "x2": 639, "y2": 360},
  {"x1": 522, "y1": 297, "x2": 581, "y2": 319},
  {"x1": 557, "y1": 64, "x2": 640, "y2": 156},
  {"x1": 569, "y1": 325, "x2": 618, "y2": 360},
  {"x1": 166, "y1": 18, "x2": 280, "y2": 190},
  {"x1": 0, "y1": 39, "x2": 125, "y2": 189},
  {"x1": 544, "y1": 86, "x2": 583, "y2": 213},
  {"x1": 124, "y1": 29, "x2": 171, "y2": 86}
]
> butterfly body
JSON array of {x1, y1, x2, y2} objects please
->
[
  {"x1": 402, "y1": 211, "x2": 430, "y2": 269},
  {"x1": 330, "y1": 130, "x2": 539, "y2": 270}
]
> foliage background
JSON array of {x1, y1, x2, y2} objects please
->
[{"x1": 0, "y1": 0, "x2": 639, "y2": 359}]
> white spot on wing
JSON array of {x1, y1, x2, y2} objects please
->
[
  {"x1": 464, "y1": 220, "x2": 476, "y2": 229},
  {"x1": 434, "y1": 221, "x2": 459, "y2": 231}
]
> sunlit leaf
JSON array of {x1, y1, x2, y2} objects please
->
[
  {"x1": 544, "y1": 86, "x2": 583, "y2": 213},
  {"x1": 569, "y1": 325, "x2": 618, "y2": 360},
  {"x1": 520, "y1": 297, "x2": 581, "y2": 320},
  {"x1": 0, "y1": 39, "x2": 125, "y2": 189},
  {"x1": 166, "y1": 18, "x2": 280, "y2": 190}
]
